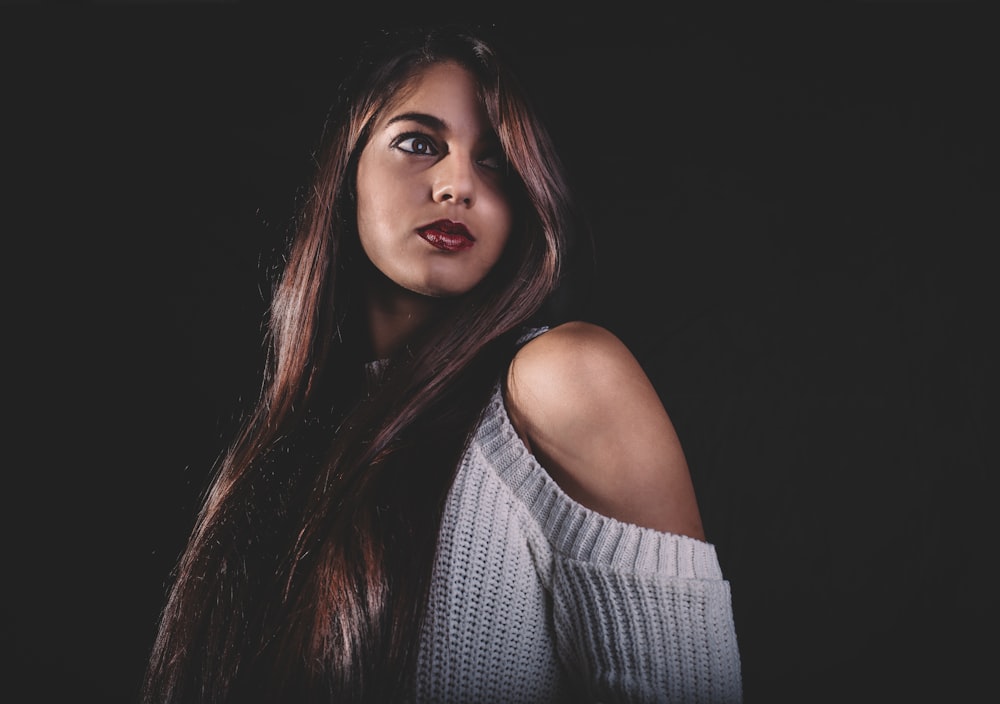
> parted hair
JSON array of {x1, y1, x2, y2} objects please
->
[{"x1": 142, "y1": 23, "x2": 589, "y2": 703}]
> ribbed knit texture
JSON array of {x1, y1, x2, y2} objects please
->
[{"x1": 411, "y1": 379, "x2": 743, "y2": 702}]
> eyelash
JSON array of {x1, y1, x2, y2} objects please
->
[
  {"x1": 391, "y1": 132, "x2": 506, "y2": 172},
  {"x1": 393, "y1": 132, "x2": 439, "y2": 157}
]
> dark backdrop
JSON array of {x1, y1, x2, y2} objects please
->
[{"x1": 3, "y1": 3, "x2": 996, "y2": 703}]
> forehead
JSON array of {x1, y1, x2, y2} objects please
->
[{"x1": 381, "y1": 61, "x2": 487, "y2": 125}]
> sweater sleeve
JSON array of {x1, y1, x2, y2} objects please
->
[
  {"x1": 480, "y1": 385, "x2": 743, "y2": 703},
  {"x1": 548, "y1": 518, "x2": 743, "y2": 703}
]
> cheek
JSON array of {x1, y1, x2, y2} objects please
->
[
  {"x1": 355, "y1": 192, "x2": 378, "y2": 243},
  {"x1": 486, "y1": 197, "x2": 515, "y2": 257},
  {"x1": 354, "y1": 155, "x2": 376, "y2": 235},
  {"x1": 354, "y1": 156, "x2": 395, "y2": 249}
]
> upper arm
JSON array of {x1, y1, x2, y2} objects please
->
[{"x1": 505, "y1": 321, "x2": 705, "y2": 539}]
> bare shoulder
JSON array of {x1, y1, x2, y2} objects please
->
[
  {"x1": 505, "y1": 321, "x2": 706, "y2": 539},
  {"x1": 511, "y1": 321, "x2": 641, "y2": 392}
]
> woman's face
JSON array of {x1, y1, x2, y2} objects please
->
[{"x1": 355, "y1": 61, "x2": 514, "y2": 298}]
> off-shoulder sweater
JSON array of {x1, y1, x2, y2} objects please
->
[{"x1": 408, "y1": 333, "x2": 744, "y2": 703}]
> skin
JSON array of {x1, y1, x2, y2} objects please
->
[
  {"x1": 355, "y1": 61, "x2": 705, "y2": 540},
  {"x1": 506, "y1": 322, "x2": 705, "y2": 539}
]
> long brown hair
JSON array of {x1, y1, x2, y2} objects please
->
[{"x1": 143, "y1": 23, "x2": 589, "y2": 703}]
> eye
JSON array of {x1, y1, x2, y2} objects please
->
[
  {"x1": 393, "y1": 133, "x2": 439, "y2": 156},
  {"x1": 477, "y1": 151, "x2": 507, "y2": 171}
]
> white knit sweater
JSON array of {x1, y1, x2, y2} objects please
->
[{"x1": 411, "y1": 378, "x2": 743, "y2": 702}]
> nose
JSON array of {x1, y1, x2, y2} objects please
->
[{"x1": 431, "y1": 155, "x2": 475, "y2": 207}]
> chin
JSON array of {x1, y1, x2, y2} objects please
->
[
  {"x1": 410, "y1": 277, "x2": 484, "y2": 299},
  {"x1": 414, "y1": 286, "x2": 471, "y2": 299}
]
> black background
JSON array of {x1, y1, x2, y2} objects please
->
[{"x1": 3, "y1": 2, "x2": 996, "y2": 703}]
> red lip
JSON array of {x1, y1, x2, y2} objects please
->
[{"x1": 417, "y1": 219, "x2": 476, "y2": 252}]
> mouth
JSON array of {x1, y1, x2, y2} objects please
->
[{"x1": 417, "y1": 219, "x2": 476, "y2": 252}]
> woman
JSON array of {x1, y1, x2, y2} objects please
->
[{"x1": 143, "y1": 23, "x2": 742, "y2": 703}]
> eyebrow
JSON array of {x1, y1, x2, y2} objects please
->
[{"x1": 385, "y1": 112, "x2": 447, "y2": 132}]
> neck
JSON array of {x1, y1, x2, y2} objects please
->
[{"x1": 364, "y1": 272, "x2": 441, "y2": 361}]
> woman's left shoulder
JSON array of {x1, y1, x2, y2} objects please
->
[
  {"x1": 505, "y1": 321, "x2": 706, "y2": 537},
  {"x1": 511, "y1": 321, "x2": 642, "y2": 392},
  {"x1": 506, "y1": 321, "x2": 662, "y2": 443}
]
